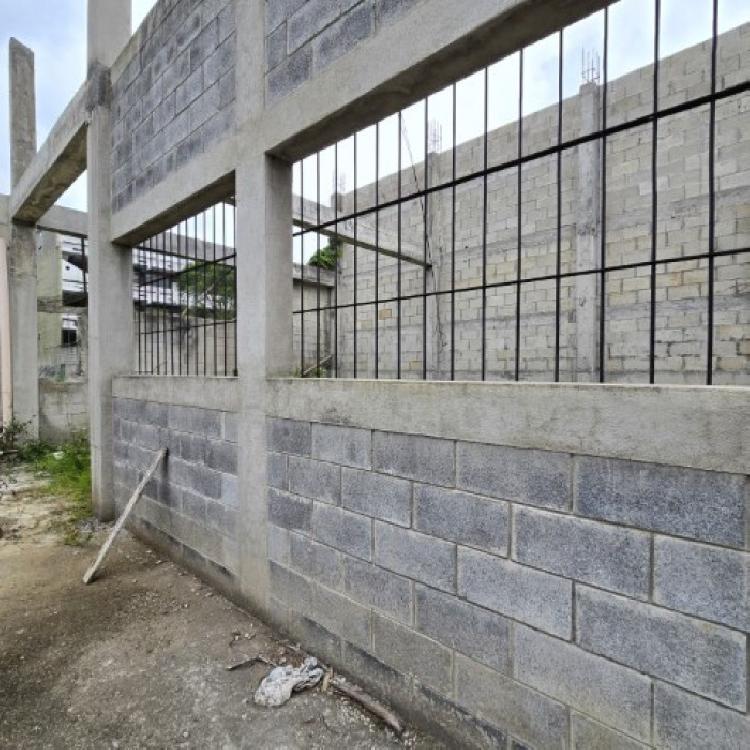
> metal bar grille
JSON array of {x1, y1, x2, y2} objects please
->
[
  {"x1": 292, "y1": 2, "x2": 749, "y2": 385},
  {"x1": 133, "y1": 199, "x2": 237, "y2": 377}
]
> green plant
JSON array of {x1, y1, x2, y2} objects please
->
[
  {"x1": 0, "y1": 416, "x2": 30, "y2": 453},
  {"x1": 177, "y1": 261, "x2": 236, "y2": 319},
  {"x1": 307, "y1": 238, "x2": 342, "y2": 270},
  {"x1": 30, "y1": 434, "x2": 92, "y2": 545}
]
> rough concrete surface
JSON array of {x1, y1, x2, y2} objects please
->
[{"x1": 0, "y1": 469, "x2": 440, "y2": 749}]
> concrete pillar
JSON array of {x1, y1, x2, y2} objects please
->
[
  {"x1": 0, "y1": 235, "x2": 11, "y2": 426},
  {"x1": 8, "y1": 39, "x2": 39, "y2": 438},
  {"x1": 235, "y1": 0, "x2": 294, "y2": 618},
  {"x1": 574, "y1": 82, "x2": 601, "y2": 381},
  {"x1": 86, "y1": 0, "x2": 131, "y2": 520}
]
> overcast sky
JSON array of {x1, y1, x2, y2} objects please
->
[
  {"x1": 0, "y1": 0, "x2": 156, "y2": 209},
  {"x1": 0, "y1": 0, "x2": 748, "y2": 218}
]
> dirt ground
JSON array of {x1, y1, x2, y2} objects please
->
[{"x1": 0, "y1": 463, "x2": 443, "y2": 749}]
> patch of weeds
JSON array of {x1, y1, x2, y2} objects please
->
[{"x1": 26, "y1": 435, "x2": 93, "y2": 546}]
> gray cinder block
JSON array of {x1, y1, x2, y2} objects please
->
[
  {"x1": 343, "y1": 556, "x2": 412, "y2": 624},
  {"x1": 342, "y1": 468, "x2": 411, "y2": 526},
  {"x1": 513, "y1": 506, "x2": 650, "y2": 598},
  {"x1": 575, "y1": 456, "x2": 746, "y2": 548},
  {"x1": 454, "y1": 654, "x2": 569, "y2": 750},
  {"x1": 266, "y1": 417, "x2": 311, "y2": 455},
  {"x1": 371, "y1": 613, "x2": 452, "y2": 694},
  {"x1": 458, "y1": 547, "x2": 572, "y2": 638},
  {"x1": 516, "y1": 625, "x2": 651, "y2": 742},
  {"x1": 289, "y1": 455, "x2": 341, "y2": 505},
  {"x1": 576, "y1": 586, "x2": 747, "y2": 710},
  {"x1": 312, "y1": 423, "x2": 371, "y2": 468},
  {"x1": 267, "y1": 486, "x2": 312, "y2": 532},
  {"x1": 415, "y1": 585, "x2": 511, "y2": 673},
  {"x1": 654, "y1": 536, "x2": 749, "y2": 632},
  {"x1": 456, "y1": 442, "x2": 571, "y2": 510},
  {"x1": 415, "y1": 484, "x2": 508, "y2": 555},
  {"x1": 374, "y1": 521, "x2": 455, "y2": 592},
  {"x1": 312, "y1": 502, "x2": 372, "y2": 560},
  {"x1": 372, "y1": 431, "x2": 454, "y2": 486}
]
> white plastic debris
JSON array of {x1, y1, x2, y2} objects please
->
[{"x1": 254, "y1": 656, "x2": 325, "y2": 707}]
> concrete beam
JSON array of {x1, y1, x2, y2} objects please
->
[
  {"x1": 37, "y1": 205, "x2": 88, "y2": 237},
  {"x1": 255, "y1": 0, "x2": 610, "y2": 162},
  {"x1": 9, "y1": 82, "x2": 87, "y2": 225},
  {"x1": 266, "y1": 379, "x2": 750, "y2": 476},
  {"x1": 293, "y1": 195, "x2": 428, "y2": 267}
]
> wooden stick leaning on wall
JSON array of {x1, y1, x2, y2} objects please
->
[{"x1": 83, "y1": 448, "x2": 167, "y2": 584}]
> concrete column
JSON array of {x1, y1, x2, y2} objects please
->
[
  {"x1": 574, "y1": 82, "x2": 601, "y2": 381},
  {"x1": 235, "y1": 0, "x2": 294, "y2": 618},
  {"x1": 8, "y1": 39, "x2": 39, "y2": 437},
  {"x1": 86, "y1": 0, "x2": 131, "y2": 520},
  {"x1": 0, "y1": 235, "x2": 11, "y2": 426},
  {"x1": 235, "y1": 153, "x2": 293, "y2": 618}
]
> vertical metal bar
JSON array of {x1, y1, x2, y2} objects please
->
[
  {"x1": 169, "y1": 230, "x2": 175, "y2": 376},
  {"x1": 649, "y1": 0, "x2": 661, "y2": 384},
  {"x1": 707, "y1": 0, "x2": 718, "y2": 385},
  {"x1": 81, "y1": 237, "x2": 87, "y2": 295},
  {"x1": 183, "y1": 224, "x2": 188, "y2": 375},
  {"x1": 515, "y1": 50, "x2": 524, "y2": 381},
  {"x1": 316, "y1": 152, "x2": 321, "y2": 377},
  {"x1": 334, "y1": 145, "x2": 339, "y2": 378},
  {"x1": 175, "y1": 228, "x2": 185, "y2": 376},
  {"x1": 202, "y1": 210, "x2": 207, "y2": 377},
  {"x1": 599, "y1": 7, "x2": 609, "y2": 383},
  {"x1": 193, "y1": 214, "x2": 201, "y2": 377},
  {"x1": 300, "y1": 162, "x2": 305, "y2": 376},
  {"x1": 375, "y1": 124, "x2": 380, "y2": 380},
  {"x1": 555, "y1": 30, "x2": 564, "y2": 382},
  {"x1": 423, "y1": 97, "x2": 430, "y2": 380},
  {"x1": 155, "y1": 236, "x2": 161, "y2": 375},
  {"x1": 353, "y1": 134, "x2": 358, "y2": 379},
  {"x1": 451, "y1": 84, "x2": 457, "y2": 381},
  {"x1": 213, "y1": 203, "x2": 218, "y2": 376},
  {"x1": 232, "y1": 203, "x2": 237, "y2": 376},
  {"x1": 482, "y1": 67, "x2": 489, "y2": 381},
  {"x1": 397, "y1": 110, "x2": 402, "y2": 380},
  {"x1": 161, "y1": 231, "x2": 167, "y2": 375},
  {"x1": 137, "y1": 247, "x2": 142, "y2": 374}
]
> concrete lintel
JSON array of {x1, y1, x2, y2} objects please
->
[
  {"x1": 112, "y1": 375, "x2": 240, "y2": 412},
  {"x1": 266, "y1": 379, "x2": 750, "y2": 475},
  {"x1": 111, "y1": 137, "x2": 237, "y2": 246},
  {"x1": 10, "y1": 82, "x2": 88, "y2": 225},
  {"x1": 37, "y1": 205, "x2": 88, "y2": 237},
  {"x1": 256, "y1": 0, "x2": 610, "y2": 162}
]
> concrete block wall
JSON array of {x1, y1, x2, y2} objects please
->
[
  {"x1": 111, "y1": 0, "x2": 236, "y2": 212},
  {"x1": 39, "y1": 379, "x2": 88, "y2": 443},
  {"x1": 265, "y1": 0, "x2": 423, "y2": 102},
  {"x1": 264, "y1": 382, "x2": 749, "y2": 749},
  {"x1": 111, "y1": 379, "x2": 240, "y2": 590}
]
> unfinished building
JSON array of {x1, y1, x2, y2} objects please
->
[{"x1": 1, "y1": 1, "x2": 749, "y2": 747}]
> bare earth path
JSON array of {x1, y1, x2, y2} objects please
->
[{"x1": 0, "y1": 467, "x2": 441, "y2": 749}]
